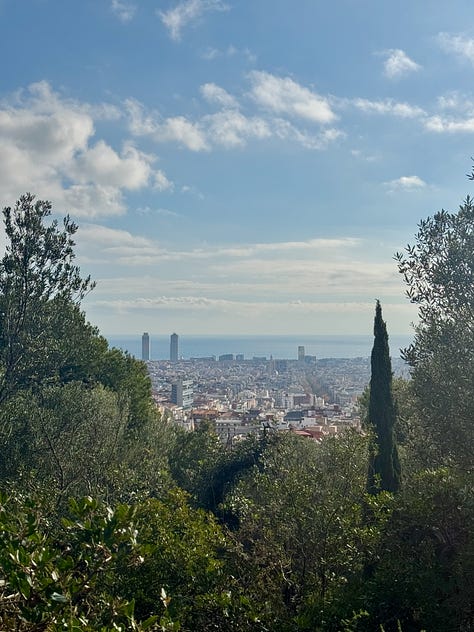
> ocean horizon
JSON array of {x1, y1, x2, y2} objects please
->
[{"x1": 105, "y1": 333, "x2": 413, "y2": 361}]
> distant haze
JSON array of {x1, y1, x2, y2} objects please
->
[{"x1": 106, "y1": 334, "x2": 413, "y2": 361}]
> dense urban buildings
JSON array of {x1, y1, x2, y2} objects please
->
[{"x1": 146, "y1": 353, "x2": 408, "y2": 443}]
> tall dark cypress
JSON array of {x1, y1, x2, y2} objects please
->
[{"x1": 367, "y1": 300, "x2": 401, "y2": 494}]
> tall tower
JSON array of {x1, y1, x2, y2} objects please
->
[
  {"x1": 298, "y1": 345, "x2": 305, "y2": 361},
  {"x1": 170, "y1": 332, "x2": 179, "y2": 362},
  {"x1": 142, "y1": 332, "x2": 150, "y2": 361}
]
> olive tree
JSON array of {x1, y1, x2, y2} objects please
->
[{"x1": 395, "y1": 196, "x2": 474, "y2": 469}]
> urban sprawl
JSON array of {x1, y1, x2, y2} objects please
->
[{"x1": 142, "y1": 332, "x2": 407, "y2": 445}]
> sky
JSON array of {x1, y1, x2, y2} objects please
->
[{"x1": 0, "y1": 0, "x2": 473, "y2": 336}]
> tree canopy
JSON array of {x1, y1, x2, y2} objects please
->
[{"x1": 395, "y1": 196, "x2": 474, "y2": 469}]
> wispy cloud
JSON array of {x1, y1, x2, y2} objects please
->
[
  {"x1": 438, "y1": 32, "x2": 474, "y2": 65},
  {"x1": 125, "y1": 98, "x2": 209, "y2": 151},
  {"x1": 201, "y1": 45, "x2": 256, "y2": 63},
  {"x1": 136, "y1": 206, "x2": 181, "y2": 218},
  {"x1": 125, "y1": 85, "x2": 342, "y2": 151},
  {"x1": 77, "y1": 233, "x2": 363, "y2": 269},
  {"x1": 424, "y1": 115, "x2": 474, "y2": 133},
  {"x1": 272, "y1": 119, "x2": 344, "y2": 149},
  {"x1": 110, "y1": 0, "x2": 136, "y2": 23},
  {"x1": 381, "y1": 49, "x2": 421, "y2": 79},
  {"x1": 352, "y1": 98, "x2": 425, "y2": 118},
  {"x1": 384, "y1": 175, "x2": 427, "y2": 192},
  {"x1": 158, "y1": 0, "x2": 229, "y2": 41}
]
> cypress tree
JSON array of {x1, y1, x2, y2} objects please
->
[{"x1": 367, "y1": 300, "x2": 401, "y2": 494}]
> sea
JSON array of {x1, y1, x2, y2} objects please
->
[{"x1": 105, "y1": 334, "x2": 413, "y2": 361}]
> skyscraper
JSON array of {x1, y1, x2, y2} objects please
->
[
  {"x1": 298, "y1": 345, "x2": 305, "y2": 361},
  {"x1": 170, "y1": 332, "x2": 179, "y2": 362},
  {"x1": 142, "y1": 332, "x2": 150, "y2": 361}
]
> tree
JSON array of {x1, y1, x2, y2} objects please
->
[
  {"x1": 227, "y1": 430, "x2": 376, "y2": 630},
  {"x1": 395, "y1": 196, "x2": 474, "y2": 469},
  {"x1": 360, "y1": 468, "x2": 474, "y2": 632},
  {"x1": 367, "y1": 301, "x2": 400, "y2": 494},
  {"x1": 0, "y1": 193, "x2": 95, "y2": 402}
]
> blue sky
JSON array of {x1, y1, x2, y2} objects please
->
[{"x1": 1, "y1": 0, "x2": 473, "y2": 336}]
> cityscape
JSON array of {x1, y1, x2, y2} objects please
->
[{"x1": 142, "y1": 332, "x2": 408, "y2": 444}]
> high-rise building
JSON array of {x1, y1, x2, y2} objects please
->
[
  {"x1": 170, "y1": 332, "x2": 179, "y2": 362},
  {"x1": 298, "y1": 345, "x2": 305, "y2": 361},
  {"x1": 142, "y1": 332, "x2": 150, "y2": 361},
  {"x1": 171, "y1": 379, "x2": 193, "y2": 408}
]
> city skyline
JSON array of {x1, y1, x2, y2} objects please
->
[{"x1": 1, "y1": 2, "x2": 473, "y2": 335}]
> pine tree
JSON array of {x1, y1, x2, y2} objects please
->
[{"x1": 367, "y1": 300, "x2": 401, "y2": 494}]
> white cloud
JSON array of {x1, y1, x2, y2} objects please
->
[
  {"x1": 126, "y1": 93, "x2": 340, "y2": 151},
  {"x1": 79, "y1": 223, "x2": 155, "y2": 248},
  {"x1": 249, "y1": 71, "x2": 336, "y2": 124},
  {"x1": 125, "y1": 98, "x2": 208, "y2": 151},
  {"x1": 352, "y1": 98, "x2": 425, "y2": 118},
  {"x1": 76, "y1": 223, "x2": 161, "y2": 260},
  {"x1": 0, "y1": 82, "x2": 93, "y2": 163},
  {"x1": 436, "y1": 91, "x2": 470, "y2": 111},
  {"x1": 59, "y1": 184, "x2": 126, "y2": 218},
  {"x1": 384, "y1": 175, "x2": 427, "y2": 192},
  {"x1": 424, "y1": 114, "x2": 474, "y2": 133},
  {"x1": 0, "y1": 83, "x2": 171, "y2": 218},
  {"x1": 154, "y1": 170, "x2": 174, "y2": 191},
  {"x1": 272, "y1": 118, "x2": 344, "y2": 149},
  {"x1": 161, "y1": 116, "x2": 208, "y2": 150},
  {"x1": 158, "y1": 0, "x2": 229, "y2": 41},
  {"x1": 69, "y1": 141, "x2": 156, "y2": 190},
  {"x1": 382, "y1": 49, "x2": 421, "y2": 79},
  {"x1": 438, "y1": 32, "x2": 474, "y2": 65},
  {"x1": 111, "y1": 0, "x2": 136, "y2": 22},
  {"x1": 200, "y1": 83, "x2": 238, "y2": 108},
  {"x1": 204, "y1": 109, "x2": 270, "y2": 147}
]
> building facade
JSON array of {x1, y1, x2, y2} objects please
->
[{"x1": 171, "y1": 378, "x2": 193, "y2": 408}]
